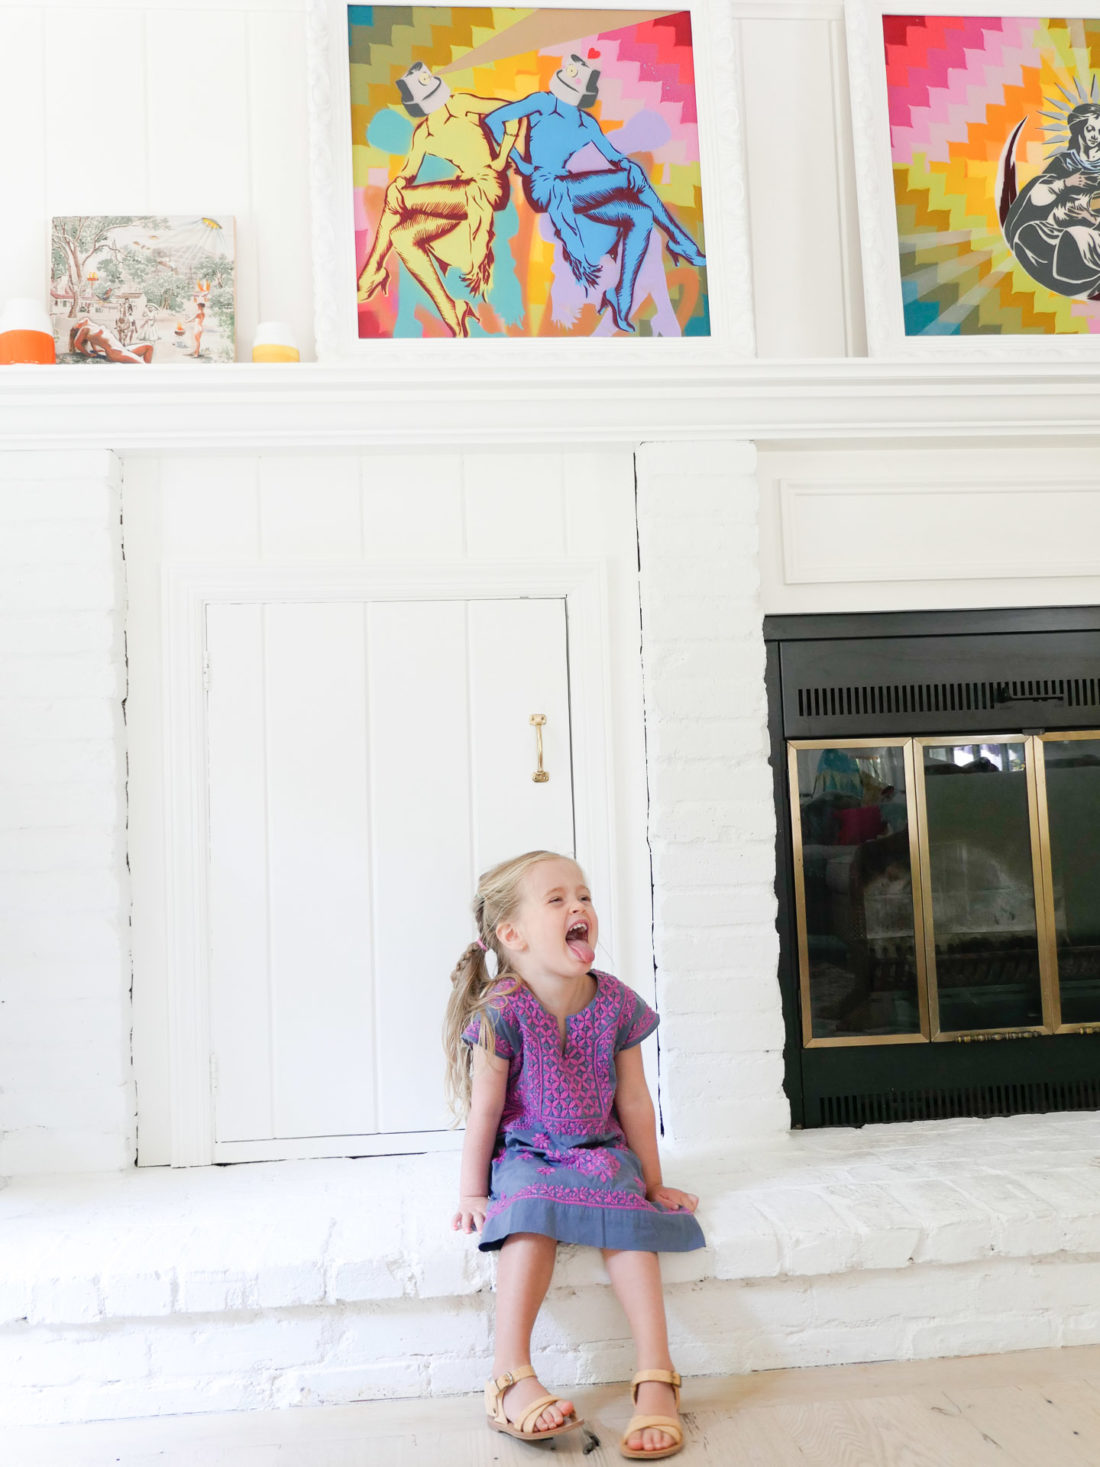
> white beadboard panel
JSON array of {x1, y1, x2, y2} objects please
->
[
  {"x1": 247, "y1": 7, "x2": 314, "y2": 359},
  {"x1": 145, "y1": 12, "x2": 249, "y2": 210},
  {"x1": 367, "y1": 599, "x2": 474, "y2": 1135},
  {"x1": 739, "y1": 16, "x2": 849, "y2": 357},
  {"x1": 259, "y1": 453, "x2": 361, "y2": 559},
  {"x1": 264, "y1": 601, "x2": 374, "y2": 1139},
  {"x1": 45, "y1": 9, "x2": 149, "y2": 211},
  {"x1": 0, "y1": 9, "x2": 45, "y2": 299},
  {"x1": 206, "y1": 602, "x2": 274, "y2": 1144},
  {"x1": 361, "y1": 453, "x2": 465, "y2": 558},
  {"x1": 468, "y1": 599, "x2": 574, "y2": 873},
  {"x1": 462, "y1": 452, "x2": 567, "y2": 557},
  {"x1": 122, "y1": 457, "x2": 174, "y2": 1165},
  {"x1": 782, "y1": 478, "x2": 1100, "y2": 585},
  {"x1": 146, "y1": 10, "x2": 250, "y2": 358},
  {"x1": 161, "y1": 455, "x2": 260, "y2": 557},
  {"x1": 563, "y1": 451, "x2": 638, "y2": 562}
]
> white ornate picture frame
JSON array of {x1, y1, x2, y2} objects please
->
[
  {"x1": 847, "y1": 0, "x2": 1100, "y2": 357},
  {"x1": 306, "y1": 0, "x2": 754, "y2": 366}
]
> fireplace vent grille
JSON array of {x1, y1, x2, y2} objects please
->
[
  {"x1": 796, "y1": 677, "x2": 1100, "y2": 722},
  {"x1": 818, "y1": 1079, "x2": 1100, "y2": 1128}
]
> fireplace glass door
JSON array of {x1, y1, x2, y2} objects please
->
[
  {"x1": 788, "y1": 733, "x2": 1100, "y2": 1047},
  {"x1": 1038, "y1": 734, "x2": 1100, "y2": 1027},
  {"x1": 916, "y1": 738, "x2": 1047, "y2": 1038},
  {"x1": 789, "y1": 741, "x2": 926, "y2": 1043}
]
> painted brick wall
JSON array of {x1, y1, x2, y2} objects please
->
[
  {"x1": 0, "y1": 451, "x2": 133, "y2": 1175},
  {"x1": 635, "y1": 441, "x2": 788, "y2": 1146}
]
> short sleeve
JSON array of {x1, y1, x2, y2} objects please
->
[
  {"x1": 461, "y1": 995, "x2": 518, "y2": 1061},
  {"x1": 615, "y1": 983, "x2": 659, "y2": 1052}
]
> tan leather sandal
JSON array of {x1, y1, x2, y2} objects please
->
[
  {"x1": 484, "y1": 1365, "x2": 583, "y2": 1441},
  {"x1": 620, "y1": 1367, "x2": 684, "y2": 1460}
]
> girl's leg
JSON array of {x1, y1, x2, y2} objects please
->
[
  {"x1": 493, "y1": 1232, "x2": 576, "y2": 1433},
  {"x1": 602, "y1": 1248, "x2": 680, "y2": 1455}
]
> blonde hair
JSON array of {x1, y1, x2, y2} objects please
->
[{"x1": 442, "y1": 848, "x2": 578, "y2": 1119}]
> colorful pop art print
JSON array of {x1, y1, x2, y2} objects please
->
[
  {"x1": 847, "y1": 2, "x2": 1100, "y2": 354},
  {"x1": 50, "y1": 216, "x2": 236, "y2": 364},
  {"x1": 344, "y1": 6, "x2": 709, "y2": 340}
]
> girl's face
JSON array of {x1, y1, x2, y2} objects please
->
[{"x1": 500, "y1": 857, "x2": 598, "y2": 979}]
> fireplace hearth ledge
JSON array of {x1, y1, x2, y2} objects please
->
[{"x1": 1, "y1": 1111, "x2": 1098, "y2": 1424}]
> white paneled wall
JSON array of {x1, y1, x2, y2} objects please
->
[
  {"x1": 737, "y1": 7, "x2": 864, "y2": 357},
  {"x1": 758, "y1": 443, "x2": 1100, "y2": 614},
  {"x1": 0, "y1": 0, "x2": 313, "y2": 360},
  {"x1": 125, "y1": 448, "x2": 651, "y2": 1166},
  {"x1": 0, "y1": 1, "x2": 865, "y2": 361}
]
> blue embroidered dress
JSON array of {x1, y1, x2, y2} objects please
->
[{"x1": 462, "y1": 970, "x2": 706, "y2": 1254}]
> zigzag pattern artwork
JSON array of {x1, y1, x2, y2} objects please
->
[
  {"x1": 348, "y1": 6, "x2": 709, "y2": 339},
  {"x1": 887, "y1": 14, "x2": 1100, "y2": 336}
]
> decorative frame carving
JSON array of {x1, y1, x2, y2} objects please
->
[
  {"x1": 847, "y1": 0, "x2": 1100, "y2": 358},
  {"x1": 306, "y1": 0, "x2": 754, "y2": 366}
]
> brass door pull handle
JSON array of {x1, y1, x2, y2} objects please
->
[{"x1": 530, "y1": 714, "x2": 549, "y2": 783}]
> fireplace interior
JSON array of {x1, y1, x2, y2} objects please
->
[{"x1": 766, "y1": 606, "x2": 1100, "y2": 1128}]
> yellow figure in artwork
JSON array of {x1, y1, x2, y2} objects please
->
[{"x1": 357, "y1": 63, "x2": 521, "y2": 336}]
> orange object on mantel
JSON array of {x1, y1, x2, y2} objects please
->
[{"x1": 0, "y1": 300, "x2": 56, "y2": 363}]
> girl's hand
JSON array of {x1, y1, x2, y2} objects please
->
[
  {"x1": 647, "y1": 1185, "x2": 699, "y2": 1213},
  {"x1": 452, "y1": 1195, "x2": 490, "y2": 1233}
]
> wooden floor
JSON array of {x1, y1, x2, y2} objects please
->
[{"x1": 10, "y1": 1346, "x2": 1100, "y2": 1466}]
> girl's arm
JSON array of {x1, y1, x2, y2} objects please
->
[
  {"x1": 453, "y1": 1043, "x2": 508, "y2": 1233},
  {"x1": 614, "y1": 1044, "x2": 699, "y2": 1212}
]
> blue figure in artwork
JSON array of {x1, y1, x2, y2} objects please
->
[{"x1": 485, "y1": 55, "x2": 705, "y2": 332}]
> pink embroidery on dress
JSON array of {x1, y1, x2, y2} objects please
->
[{"x1": 486, "y1": 1182, "x2": 655, "y2": 1220}]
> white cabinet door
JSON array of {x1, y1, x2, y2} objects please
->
[{"x1": 205, "y1": 596, "x2": 573, "y2": 1155}]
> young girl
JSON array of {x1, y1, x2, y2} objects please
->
[{"x1": 444, "y1": 849, "x2": 704, "y2": 1460}]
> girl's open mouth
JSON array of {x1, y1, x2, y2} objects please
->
[{"x1": 566, "y1": 921, "x2": 594, "y2": 966}]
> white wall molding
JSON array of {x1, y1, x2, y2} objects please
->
[
  {"x1": 8, "y1": 363, "x2": 1100, "y2": 449},
  {"x1": 782, "y1": 476, "x2": 1100, "y2": 584}
]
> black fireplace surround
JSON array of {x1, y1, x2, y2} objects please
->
[{"x1": 766, "y1": 605, "x2": 1100, "y2": 1128}]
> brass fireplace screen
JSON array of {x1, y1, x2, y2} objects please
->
[{"x1": 788, "y1": 733, "x2": 1100, "y2": 1048}]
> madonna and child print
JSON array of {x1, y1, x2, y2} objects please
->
[
  {"x1": 347, "y1": 6, "x2": 709, "y2": 339},
  {"x1": 884, "y1": 13, "x2": 1100, "y2": 337}
]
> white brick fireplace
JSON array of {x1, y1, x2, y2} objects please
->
[{"x1": 2, "y1": 419, "x2": 1100, "y2": 1426}]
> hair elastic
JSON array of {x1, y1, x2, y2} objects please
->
[{"x1": 476, "y1": 939, "x2": 488, "y2": 952}]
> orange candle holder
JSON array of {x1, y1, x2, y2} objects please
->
[
  {"x1": 0, "y1": 300, "x2": 56, "y2": 364},
  {"x1": 252, "y1": 320, "x2": 300, "y2": 362}
]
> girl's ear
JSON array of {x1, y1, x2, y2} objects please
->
[{"x1": 496, "y1": 917, "x2": 526, "y2": 953}]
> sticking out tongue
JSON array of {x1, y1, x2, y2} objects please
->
[{"x1": 567, "y1": 933, "x2": 595, "y2": 966}]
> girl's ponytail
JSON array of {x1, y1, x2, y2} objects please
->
[{"x1": 442, "y1": 935, "x2": 498, "y2": 1120}]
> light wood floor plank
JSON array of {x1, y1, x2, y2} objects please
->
[{"x1": 8, "y1": 1346, "x2": 1100, "y2": 1466}]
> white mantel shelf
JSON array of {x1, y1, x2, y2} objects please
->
[{"x1": 3, "y1": 360, "x2": 1100, "y2": 449}]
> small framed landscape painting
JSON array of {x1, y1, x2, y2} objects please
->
[
  {"x1": 50, "y1": 215, "x2": 236, "y2": 364},
  {"x1": 847, "y1": 2, "x2": 1100, "y2": 354},
  {"x1": 307, "y1": 0, "x2": 751, "y2": 360}
]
